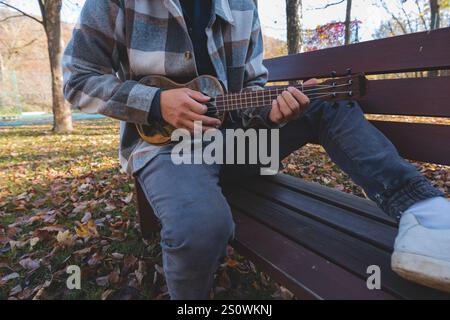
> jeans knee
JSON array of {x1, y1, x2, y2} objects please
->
[
  {"x1": 162, "y1": 202, "x2": 235, "y2": 264},
  {"x1": 188, "y1": 207, "x2": 234, "y2": 252}
]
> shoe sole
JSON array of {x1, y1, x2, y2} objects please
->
[{"x1": 392, "y1": 251, "x2": 450, "y2": 293}]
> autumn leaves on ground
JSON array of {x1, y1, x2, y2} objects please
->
[{"x1": 1, "y1": 119, "x2": 449, "y2": 300}]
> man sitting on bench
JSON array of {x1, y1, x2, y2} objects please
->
[{"x1": 63, "y1": 0, "x2": 450, "y2": 299}]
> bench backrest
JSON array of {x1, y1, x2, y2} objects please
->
[{"x1": 263, "y1": 28, "x2": 450, "y2": 165}]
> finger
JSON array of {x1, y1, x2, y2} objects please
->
[
  {"x1": 180, "y1": 119, "x2": 215, "y2": 133},
  {"x1": 270, "y1": 100, "x2": 284, "y2": 124},
  {"x1": 179, "y1": 119, "x2": 195, "y2": 133},
  {"x1": 304, "y1": 78, "x2": 318, "y2": 85},
  {"x1": 186, "y1": 89, "x2": 211, "y2": 103},
  {"x1": 186, "y1": 111, "x2": 222, "y2": 127},
  {"x1": 281, "y1": 91, "x2": 301, "y2": 118},
  {"x1": 185, "y1": 98, "x2": 208, "y2": 115},
  {"x1": 277, "y1": 95, "x2": 293, "y2": 119},
  {"x1": 288, "y1": 87, "x2": 310, "y2": 107}
]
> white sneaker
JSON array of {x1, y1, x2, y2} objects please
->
[{"x1": 392, "y1": 212, "x2": 450, "y2": 292}]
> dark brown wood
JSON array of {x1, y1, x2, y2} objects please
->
[
  {"x1": 232, "y1": 210, "x2": 397, "y2": 300},
  {"x1": 134, "y1": 178, "x2": 160, "y2": 238},
  {"x1": 266, "y1": 174, "x2": 397, "y2": 227},
  {"x1": 225, "y1": 185, "x2": 450, "y2": 299},
  {"x1": 235, "y1": 179, "x2": 397, "y2": 251},
  {"x1": 359, "y1": 77, "x2": 450, "y2": 117},
  {"x1": 264, "y1": 27, "x2": 450, "y2": 81},
  {"x1": 371, "y1": 121, "x2": 450, "y2": 165}
]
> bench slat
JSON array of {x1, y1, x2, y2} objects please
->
[
  {"x1": 371, "y1": 121, "x2": 450, "y2": 165},
  {"x1": 266, "y1": 174, "x2": 397, "y2": 227},
  {"x1": 225, "y1": 186, "x2": 450, "y2": 299},
  {"x1": 237, "y1": 179, "x2": 396, "y2": 252},
  {"x1": 264, "y1": 28, "x2": 450, "y2": 81},
  {"x1": 232, "y1": 210, "x2": 397, "y2": 300},
  {"x1": 361, "y1": 77, "x2": 450, "y2": 117}
]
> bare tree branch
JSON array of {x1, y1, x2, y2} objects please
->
[
  {"x1": 378, "y1": 0, "x2": 408, "y2": 34},
  {"x1": 415, "y1": 0, "x2": 429, "y2": 31},
  {"x1": 0, "y1": 1, "x2": 43, "y2": 25},
  {"x1": 400, "y1": 4, "x2": 414, "y2": 33},
  {"x1": 0, "y1": 14, "x2": 23, "y2": 23},
  {"x1": 311, "y1": 0, "x2": 345, "y2": 10}
]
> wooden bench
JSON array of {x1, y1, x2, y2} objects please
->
[{"x1": 135, "y1": 28, "x2": 450, "y2": 300}]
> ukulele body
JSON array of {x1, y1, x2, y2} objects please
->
[{"x1": 136, "y1": 75, "x2": 226, "y2": 146}]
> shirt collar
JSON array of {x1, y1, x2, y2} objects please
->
[
  {"x1": 213, "y1": 0, "x2": 235, "y2": 25},
  {"x1": 164, "y1": 0, "x2": 235, "y2": 26}
]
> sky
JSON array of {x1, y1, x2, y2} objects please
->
[{"x1": 1, "y1": 0, "x2": 425, "y2": 42}]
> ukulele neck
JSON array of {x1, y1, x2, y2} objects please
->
[{"x1": 214, "y1": 74, "x2": 366, "y2": 112}]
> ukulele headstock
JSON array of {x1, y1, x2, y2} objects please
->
[{"x1": 313, "y1": 71, "x2": 368, "y2": 102}]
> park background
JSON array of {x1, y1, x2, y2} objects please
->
[{"x1": 0, "y1": 0, "x2": 449, "y2": 300}]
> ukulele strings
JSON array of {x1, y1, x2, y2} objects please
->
[
  {"x1": 214, "y1": 82, "x2": 352, "y2": 104},
  {"x1": 215, "y1": 92, "x2": 353, "y2": 112},
  {"x1": 215, "y1": 90, "x2": 354, "y2": 112}
]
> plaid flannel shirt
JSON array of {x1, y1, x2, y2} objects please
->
[{"x1": 63, "y1": 0, "x2": 270, "y2": 175}]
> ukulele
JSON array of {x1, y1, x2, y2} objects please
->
[{"x1": 136, "y1": 73, "x2": 367, "y2": 145}]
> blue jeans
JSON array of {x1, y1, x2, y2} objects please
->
[{"x1": 136, "y1": 100, "x2": 442, "y2": 299}]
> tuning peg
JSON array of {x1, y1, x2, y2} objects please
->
[
  {"x1": 346, "y1": 68, "x2": 352, "y2": 76},
  {"x1": 331, "y1": 71, "x2": 337, "y2": 78}
]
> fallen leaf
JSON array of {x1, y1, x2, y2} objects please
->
[
  {"x1": 72, "y1": 246, "x2": 92, "y2": 257},
  {"x1": 56, "y1": 230, "x2": 75, "y2": 247},
  {"x1": 121, "y1": 193, "x2": 133, "y2": 204},
  {"x1": 87, "y1": 253, "x2": 103, "y2": 266},
  {"x1": 81, "y1": 212, "x2": 92, "y2": 224},
  {"x1": 19, "y1": 258, "x2": 40, "y2": 270},
  {"x1": 38, "y1": 225, "x2": 65, "y2": 233},
  {"x1": 75, "y1": 219, "x2": 99, "y2": 239},
  {"x1": 104, "y1": 202, "x2": 117, "y2": 212},
  {"x1": 9, "y1": 284, "x2": 22, "y2": 296},
  {"x1": 9, "y1": 240, "x2": 27, "y2": 250},
  {"x1": 135, "y1": 261, "x2": 146, "y2": 286},
  {"x1": 108, "y1": 270, "x2": 120, "y2": 284},
  {"x1": 111, "y1": 252, "x2": 124, "y2": 260},
  {"x1": 29, "y1": 237, "x2": 40, "y2": 249},
  {"x1": 1, "y1": 272, "x2": 20, "y2": 284},
  {"x1": 96, "y1": 275, "x2": 109, "y2": 287}
]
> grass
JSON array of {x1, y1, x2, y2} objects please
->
[{"x1": 0, "y1": 119, "x2": 283, "y2": 300}]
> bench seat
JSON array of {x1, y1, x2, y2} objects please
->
[{"x1": 222, "y1": 174, "x2": 450, "y2": 300}]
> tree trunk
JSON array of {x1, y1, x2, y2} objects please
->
[
  {"x1": 344, "y1": 0, "x2": 353, "y2": 45},
  {"x1": 40, "y1": 0, "x2": 73, "y2": 132},
  {"x1": 429, "y1": 0, "x2": 440, "y2": 77},
  {"x1": 0, "y1": 54, "x2": 4, "y2": 108},
  {"x1": 430, "y1": 0, "x2": 440, "y2": 30},
  {"x1": 286, "y1": 0, "x2": 302, "y2": 54}
]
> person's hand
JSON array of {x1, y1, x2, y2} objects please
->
[
  {"x1": 160, "y1": 88, "x2": 222, "y2": 132},
  {"x1": 269, "y1": 79, "x2": 318, "y2": 125}
]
